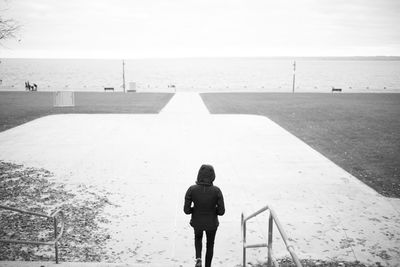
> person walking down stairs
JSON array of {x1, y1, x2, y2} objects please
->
[{"x1": 184, "y1": 164, "x2": 225, "y2": 267}]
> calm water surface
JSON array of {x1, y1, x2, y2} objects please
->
[{"x1": 1, "y1": 58, "x2": 399, "y2": 93}]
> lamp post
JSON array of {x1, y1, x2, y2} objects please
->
[
  {"x1": 122, "y1": 60, "x2": 126, "y2": 93},
  {"x1": 292, "y1": 60, "x2": 296, "y2": 94}
]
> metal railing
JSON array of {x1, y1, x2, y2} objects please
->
[
  {"x1": 241, "y1": 205, "x2": 302, "y2": 267},
  {"x1": 0, "y1": 204, "x2": 65, "y2": 264}
]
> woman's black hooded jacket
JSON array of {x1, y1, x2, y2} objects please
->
[{"x1": 184, "y1": 165, "x2": 225, "y2": 230}]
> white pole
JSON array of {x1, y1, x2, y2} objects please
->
[
  {"x1": 122, "y1": 60, "x2": 126, "y2": 93},
  {"x1": 292, "y1": 60, "x2": 296, "y2": 94}
]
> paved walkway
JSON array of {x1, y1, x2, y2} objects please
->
[
  {"x1": 0, "y1": 93, "x2": 399, "y2": 266},
  {"x1": 161, "y1": 92, "x2": 209, "y2": 115}
]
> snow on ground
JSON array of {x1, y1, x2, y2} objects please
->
[{"x1": 0, "y1": 93, "x2": 399, "y2": 266}]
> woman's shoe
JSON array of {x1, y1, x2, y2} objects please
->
[{"x1": 195, "y1": 258, "x2": 202, "y2": 267}]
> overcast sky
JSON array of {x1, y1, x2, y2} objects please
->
[{"x1": 1, "y1": 0, "x2": 400, "y2": 58}]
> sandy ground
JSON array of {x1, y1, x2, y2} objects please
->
[{"x1": 0, "y1": 93, "x2": 399, "y2": 266}]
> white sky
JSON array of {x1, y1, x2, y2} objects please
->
[{"x1": 1, "y1": 0, "x2": 400, "y2": 58}]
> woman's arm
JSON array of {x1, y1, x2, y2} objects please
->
[
  {"x1": 183, "y1": 187, "x2": 193, "y2": 214},
  {"x1": 216, "y1": 188, "x2": 225, "y2": 216}
]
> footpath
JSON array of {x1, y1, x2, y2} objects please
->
[{"x1": 0, "y1": 93, "x2": 399, "y2": 266}]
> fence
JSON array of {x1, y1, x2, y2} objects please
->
[
  {"x1": 0, "y1": 204, "x2": 65, "y2": 264},
  {"x1": 241, "y1": 205, "x2": 302, "y2": 267}
]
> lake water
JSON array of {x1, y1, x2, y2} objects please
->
[{"x1": 1, "y1": 58, "x2": 399, "y2": 93}]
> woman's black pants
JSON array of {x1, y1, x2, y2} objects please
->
[{"x1": 194, "y1": 229, "x2": 217, "y2": 267}]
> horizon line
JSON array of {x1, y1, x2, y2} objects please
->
[{"x1": 2, "y1": 55, "x2": 400, "y2": 60}]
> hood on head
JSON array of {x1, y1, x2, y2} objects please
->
[{"x1": 196, "y1": 164, "x2": 215, "y2": 186}]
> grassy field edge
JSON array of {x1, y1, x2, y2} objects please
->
[{"x1": 201, "y1": 92, "x2": 400, "y2": 198}]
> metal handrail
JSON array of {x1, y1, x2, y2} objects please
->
[
  {"x1": 0, "y1": 204, "x2": 65, "y2": 264},
  {"x1": 241, "y1": 205, "x2": 302, "y2": 267}
]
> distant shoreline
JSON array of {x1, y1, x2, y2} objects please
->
[
  {"x1": 1, "y1": 56, "x2": 400, "y2": 61},
  {"x1": 1, "y1": 89, "x2": 400, "y2": 94}
]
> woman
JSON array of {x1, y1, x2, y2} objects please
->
[{"x1": 184, "y1": 164, "x2": 225, "y2": 267}]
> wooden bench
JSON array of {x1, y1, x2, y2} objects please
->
[
  {"x1": 104, "y1": 87, "x2": 114, "y2": 92},
  {"x1": 332, "y1": 87, "x2": 342, "y2": 93}
]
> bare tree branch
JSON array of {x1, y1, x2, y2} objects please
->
[
  {"x1": 0, "y1": 0, "x2": 20, "y2": 42},
  {"x1": 0, "y1": 17, "x2": 20, "y2": 40}
]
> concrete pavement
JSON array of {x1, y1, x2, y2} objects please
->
[{"x1": 0, "y1": 93, "x2": 399, "y2": 266}]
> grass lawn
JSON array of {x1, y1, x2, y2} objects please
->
[
  {"x1": 0, "y1": 91, "x2": 173, "y2": 132},
  {"x1": 201, "y1": 93, "x2": 400, "y2": 198}
]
